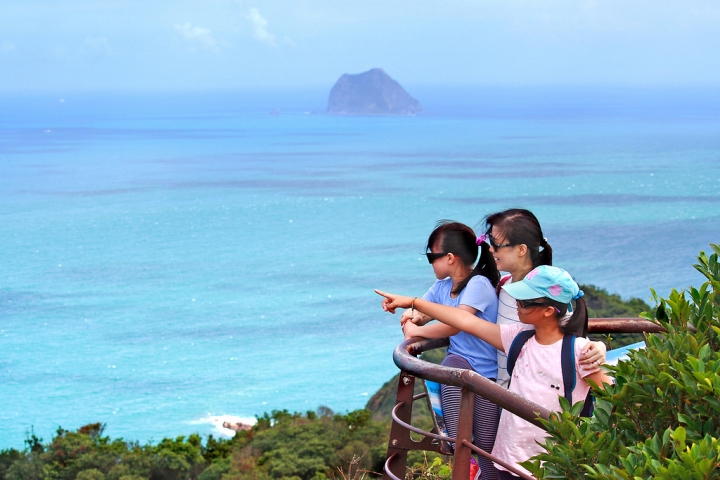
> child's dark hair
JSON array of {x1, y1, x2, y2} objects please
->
[
  {"x1": 544, "y1": 297, "x2": 589, "y2": 337},
  {"x1": 483, "y1": 208, "x2": 552, "y2": 267},
  {"x1": 426, "y1": 220, "x2": 500, "y2": 295}
]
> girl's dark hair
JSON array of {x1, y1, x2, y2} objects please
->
[
  {"x1": 483, "y1": 208, "x2": 552, "y2": 267},
  {"x1": 545, "y1": 297, "x2": 589, "y2": 337},
  {"x1": 426, "y1": 220, "x2": 500, "y2": 295}
]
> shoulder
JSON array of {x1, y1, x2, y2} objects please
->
[
  {"x1": 465, "y1": 275, "x2": 494, "y2": 292},
  {"x1": 499, "y1": 323, "x2": 532, "y2": 352},
  {"x1": 461, "y1": 275, "x2": 498, "y2": 313},
  {"x1": 502, "y1": 323, "x2": 531, "y2": 337},
  {"x1": 425, "y1": 278, "x2": 452, "y2": 299},
  {"x1": 573, "y1": 336, "x2": 591, "y2": 354}
]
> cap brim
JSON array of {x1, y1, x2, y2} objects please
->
[{"x1": 502, "y1": 281, "x2": 543, "y2": 301}]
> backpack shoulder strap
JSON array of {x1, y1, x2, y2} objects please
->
[
  {"x1": 506, "y1": 329, "x2": 536, "y2": 376},
  {"x1": 496, "y1": 274, "x2": 512, "y2": 296},
  {"x1": 561, "y1": 335, "x2": 577, "y2": 405}
]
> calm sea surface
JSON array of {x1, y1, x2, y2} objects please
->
[{"x1": 1, "y1": 87, "x2": 718, "y2": 448}]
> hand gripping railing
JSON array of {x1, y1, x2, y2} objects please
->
[{"x1": 382, "y1": 317, "x2": 664, "y2": 480}]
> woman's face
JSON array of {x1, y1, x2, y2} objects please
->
[{"x1": 489, "y1": 225, "x2": 521, "y2": 273}]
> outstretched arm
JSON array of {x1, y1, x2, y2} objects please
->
[{"x1": 376, "y1": 289, "x2": 503, "y2": 351}]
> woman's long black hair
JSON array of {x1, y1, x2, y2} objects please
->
[{"x1": 426, "y1": 220, "x2": 500, "y2": 295}]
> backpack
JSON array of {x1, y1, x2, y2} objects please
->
[{"x1": 506, "y1": 330, "x2": 594, "y2": 417}]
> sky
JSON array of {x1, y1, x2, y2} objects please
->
[{"x1": 1, "y1": 0, "x2": 719, "y2": 93}]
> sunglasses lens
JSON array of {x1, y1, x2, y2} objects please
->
[
  {"x1": 519, "y1": 300, "x2": 544, "y2": 309},
  {"x1": 425, "y1": 253, "x2": 445, "y2": 264}
]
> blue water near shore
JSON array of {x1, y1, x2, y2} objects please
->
[{"x1": 1, "y1": 87, "x2": 719, "y2": 448}]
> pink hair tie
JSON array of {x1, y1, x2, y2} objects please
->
[{"x1": 476, "y1": 234, "x2": 487, "y2": 246}]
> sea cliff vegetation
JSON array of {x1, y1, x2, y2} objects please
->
[{"x1": 4, "y1": 246, "x2": 718, "y2": 480}]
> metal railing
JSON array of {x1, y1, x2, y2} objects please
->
[{"x1": 382, "y1": 317, "x2": 664, "y2": 480}]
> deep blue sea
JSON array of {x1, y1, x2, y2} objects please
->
[{"x1": 1, "y1": 87, "x2": 719, "y2": 449}]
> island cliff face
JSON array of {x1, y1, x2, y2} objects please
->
[{"x1": 327, "y1": 68, "x2": 422, "y2": 115}]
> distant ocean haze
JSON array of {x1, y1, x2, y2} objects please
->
[{"x1": 0, "y1": 87, "x2": 718, "y2": 448}]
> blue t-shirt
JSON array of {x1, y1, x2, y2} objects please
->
[{"x1": 423, "y1": 275, "x2": 499, "y2": 379}]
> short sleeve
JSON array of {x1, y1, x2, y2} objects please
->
[
  {"x1": 499, "y1": 323, "x2": 529, "y2": 354},
  {"x1": 575, "y1": 337, "x2": 602, "y2": 379},
  {"x1": 459, "y1": 276, "x2": 495, "y2": 315}
]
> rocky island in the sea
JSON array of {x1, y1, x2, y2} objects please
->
[{"x1": 326, "y1": 68, "x2": 422, "y2": 115}]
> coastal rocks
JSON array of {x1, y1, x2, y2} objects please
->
[
  {"x1": 327, "y1": 68, "x2": 422, "y2": 115},
  {"x1": 222, "y1": 420, "x2": 252, "y2": 432}
]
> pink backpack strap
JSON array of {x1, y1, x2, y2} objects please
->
[{"x1": 496, "y1": 274, "x2": 511, "y2": 296}]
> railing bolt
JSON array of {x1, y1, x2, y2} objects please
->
[
  {"x1": 392, "y1": 439, "x2": 398, "y2": 446},
  {"x1": 402, "y1": 376, "x2": 410, "y2": 385}
]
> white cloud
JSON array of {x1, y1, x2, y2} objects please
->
[
  {"x1": 247, "y1": 8, "x2": 276, "y2": 46},
  {"x1": 174, "y1": 22, "x2": 217, "y2": 49}
]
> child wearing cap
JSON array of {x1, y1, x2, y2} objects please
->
[{"x1": 376, "y1": 265, "x2": 612, "y2": 479}]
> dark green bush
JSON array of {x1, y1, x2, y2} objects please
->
[
  {"x1": 224, "y1": 408, "x2": 388, "y2": 480},
  {"x1": 526, "y1": 244, "x2": 720, "y2": 479}
]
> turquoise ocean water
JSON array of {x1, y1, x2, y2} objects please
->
[{"x1": 1, "y1": 87, "x2": 719, "y2": 448}]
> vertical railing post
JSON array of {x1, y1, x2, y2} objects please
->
[
  {"x1": 451, "y1": 388, "x2": 474, "y2": 480},
  {"x1": 383, "y1": 372, "x2": 416, "y2": 480}
]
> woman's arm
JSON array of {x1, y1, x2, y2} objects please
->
[
  {"x1": 403, "y1": 321, "x2": 459, "y2": 340},
  {"x1": 400, "y1": 309, "x2": 433, "y2": 327},
  {"x1": 376, "y1": 289, "x2": 503, "y2": 350}
]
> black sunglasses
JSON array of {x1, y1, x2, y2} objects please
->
[
  {"x1": 488, "y1": 234, "x2": 514, "y2": 250},
  {"x1": 517, "y1": 299, "x2": 563, "y2": 314},
  {"x1": 516, "y1": 300, "x2": 548, "y2": 309},
  {"x1": 425, "y1": 252, "x2": 449, "y2": 264}
]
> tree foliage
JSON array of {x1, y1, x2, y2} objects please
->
[{"x1": 0, "y1": 409, "x2": 387, "y2": 480}]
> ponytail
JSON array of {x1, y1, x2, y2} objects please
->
[
  {"x1": 454, "y1": 240, "x2": 500, "y2": 293},
  {"x1": 555, "y1": 296, "x2": 588, "y2": 338},
  {"x1": 539, "y1": 237, "x2": 553, "y2": 266}
]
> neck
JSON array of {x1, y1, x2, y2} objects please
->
[
  {"x1": 532, "y1": 321, "x2": 563, "y2": 345},
  {"x1": 450, "y1": 265, "x2": 473, "y2": 293},
  {"x1": 510, "y1": 264, "x2": 534, "y2": 282}
]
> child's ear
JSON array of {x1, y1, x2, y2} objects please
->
[{"x1": 517, "y1": 244, "x2": 528, "y2": 257}]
